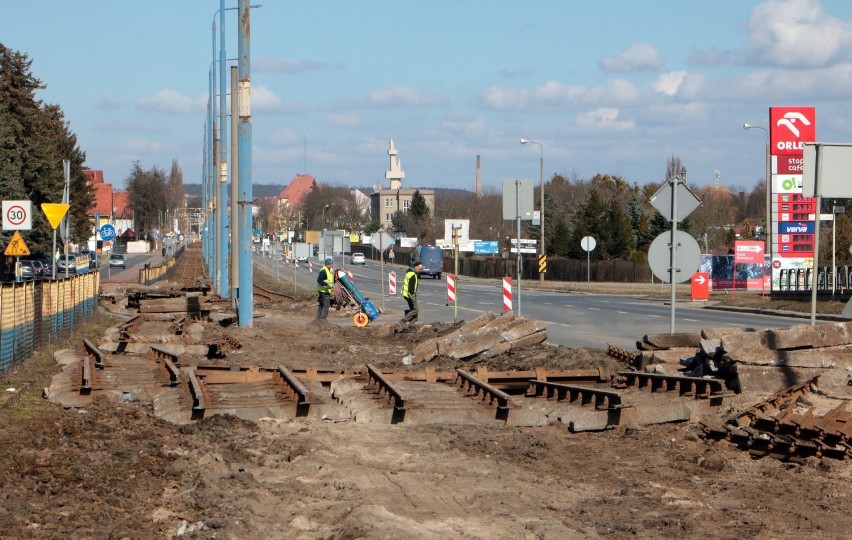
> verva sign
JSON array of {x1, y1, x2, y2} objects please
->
[{"x1": 770, "y1": 107, "x2": 815, "y2": 156}]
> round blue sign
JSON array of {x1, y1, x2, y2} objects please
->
[{"x1": 99, "y1": 224, "x2": 116, "y2": 241}]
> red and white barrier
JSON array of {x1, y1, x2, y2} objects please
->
[
  {"x1": 309, "y1": 260, "x2": 313, "y2": 273},
  {"x1": 389, "y1": 271, "x2": 397, "y2": 295},
  {"x1": 502, "y1": 277, "x2": 512, "y2": 312},
  {"x1": 447, "y1": 274, "x2": 456, "y2": 304},
  {"x1": 347, "y1": 269, "x2": 354, "y2": 281}
]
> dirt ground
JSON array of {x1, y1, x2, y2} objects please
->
[{"x1": 0, "y1": 261, "x2": 850, "y2": 539}]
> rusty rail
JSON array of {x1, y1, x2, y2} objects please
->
[
  {"x1": 616, "y1": 371, "x2": 724, "y2": 399},
  {"x1": 185, "y1": 368, "x2": 206, "y2": 417},
  {"x1": 118, "y1": 315, "x2": 141, "y2": 341},
  {"x1": 528, "y1": 380, "x2": 625, "y2": 410},
  {"x1": 174, "y1": 316, "x2": 187, "y2": 335},
  {"x1": 735, "y1": 377, "x2": 818, "y2": 427},
  {"x1": 83, "y1": 338, "x2": 106, "y2": 369},
  {"x1": 455, "y1": 369, "x2": 510, "y2": 413},
  {"x1": 277, "y1": 365, "x2": 311, "y2": 407},
  {"x1": 149, "y1": 347, "x2": 182, "y2": 386},
  {"x1": 366, "y1": 364, "x2": 407, "y2": 412},
  {"x1": 80, "y1": 354, "x2": 92, "y2": 394}
]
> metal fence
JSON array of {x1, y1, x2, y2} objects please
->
[{"x1": 0, "y1": 271, "x2": 99, "y2": 374}]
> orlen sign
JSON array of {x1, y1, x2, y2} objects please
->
[{"x1": 770, "y1": 107, "x2": 815, "y2": 155}]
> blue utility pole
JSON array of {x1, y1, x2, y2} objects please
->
[
  {"x1": 217, "y1": 0, "x2": 229, "y2": 298},
  {"x1": 237, "y1": 0, "x2": 254, "y2": 326}
]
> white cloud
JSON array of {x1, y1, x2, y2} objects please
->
[
  {"x1": 137, "y1": 90, "x2": 205, "y2": 115},
  {"x1": 324, "y1": 113, "x2": 363, "y2": 129},
  {"x1": 653, "y1": 71, "x2": 688, "y2": 96},
  {"x1": 599, "y1": 43, "x2": 664, "y2": 72},
  {"x1": 575, "y1": 108, "x2": 635, "y2": 130},
  {"x1": 252, "y1": 85, "x2": 303, "y2": 114},
  {"x1": 440, "y1": 112, "x2": 487, "y2": 136},
  {"x1": 98, "y1": 93, "x2": 124, "y2": 110},
  {"x1": 744, "y1": 0, "x2": 852, "y2": 68},
  {"x1": 363, "y1": 87, "x2": 446, "y2": 107},
  {"x1": 99, "y1": 119, "x2": 146, "y2": 132}
]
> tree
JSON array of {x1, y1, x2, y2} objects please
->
[
  {"x1": 410, "y1": 190, "x2": 430, "y2": 219},
  {"x1": 125, "y1": 162, "x2": 167, "y2": 240},
  {"x1": 0, "y1": 43, "x2": 91, "y2": 256}
]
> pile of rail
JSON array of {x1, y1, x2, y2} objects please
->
[{"x1": 608, "y1": 321, "x2": 852, "y2": 461}]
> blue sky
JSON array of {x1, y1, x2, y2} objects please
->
[{"x1": 5, "y1": 0, "x2": 852, "y2": 192}]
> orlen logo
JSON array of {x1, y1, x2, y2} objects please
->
[
  {"x1": 770, "y1": 107, "x2": 815, "y2": 156},
  {"x1": 777, "y1": 112, "x2": 810, "y2": 137}
]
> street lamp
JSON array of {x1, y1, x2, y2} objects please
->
[
  {"x1": 832, "y1": 205, "x2": 845, "y2": 295},
  {"x1": 519, "y1": 138, "x2": 545, "y2": 282},
  {"x1": 743, "y1": 123, "x2": 771, "y2": 266}
]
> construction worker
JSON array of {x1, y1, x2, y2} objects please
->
[
  {"x1": 400, "y1": 260, "x2": 422, "y2": 324},
  {"x1": 316, "y1": 258, "x2": 334, "y2": 320}
]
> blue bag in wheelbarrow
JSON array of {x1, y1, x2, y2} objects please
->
[{"x1": 361, "y1": 299, "x2": 380, "y2": 321}]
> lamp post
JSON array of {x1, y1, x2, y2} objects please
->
[
  {"x1": 832, "y1": 205, "x2": 845, "y2": 296},
  {"x1": 322, "y1": 204, "x2": 329, "y2": 261},
  {"x1": 743, "y1": 123, "x2": 771, "y2": 272},
  {"x1": 519, "y1": 138, "x2": 544, "y2": 282}
]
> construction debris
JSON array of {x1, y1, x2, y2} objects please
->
[{"x1": 412, "y1": 312, "x2": 547, "y2": 363}]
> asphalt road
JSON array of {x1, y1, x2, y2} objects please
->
[{"x1": 255, "y1": 255, "x2": 810, "y2": 350}]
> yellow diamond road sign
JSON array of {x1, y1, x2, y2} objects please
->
[
  {"x1": 41, "y1": 203, "x2": 70, "y2": 230},
  {"x1": 4, "y1": 231, "x2": 30, "y2": 256}
]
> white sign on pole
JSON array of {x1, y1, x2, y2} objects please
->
[
  {"x1": 2, "y1": 200, "x2": 32, "y2": 231},
  {"x1": 444, "y1": 219, "x2": 470, "y2": 246}
]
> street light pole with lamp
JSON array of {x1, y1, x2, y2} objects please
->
[
  {"x1": 322, "y1": 204, "x2": 330, "y2": 261},
  {"x1": 743, "y1": 123, "x2": 771, "y2": 268},
  {"x1": 519, "y1": 138, "x2": 545, "y2": 282},
  {"x1": 832, "y1": 205, "x2": 845, "y2": 295}
]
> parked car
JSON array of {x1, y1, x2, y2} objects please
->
[
  {"x1": 109, "y1": 254, "x2": 126, "y2": 269},
  {"x1": 295, "y1": 255, "x2": 308, "y2": 263},
  {"x1": 18, "y1": 260, "x2": 40, "y2": 281},
  {"x1": 350, "y1": 253, "x2": 366, "y2": 265}
]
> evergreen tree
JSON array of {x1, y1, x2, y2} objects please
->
[
  {"x1": 410, "y1": 190, "x2": 429, "y2": 219},
  {"x1": 0, "y1": 43, "x2": 91, "y2": 256}
]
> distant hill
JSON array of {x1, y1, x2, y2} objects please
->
[{"x1": 184, "y1": 183, "x2": 284, "y2": 198}]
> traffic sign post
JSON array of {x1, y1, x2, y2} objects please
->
[
  {"x1": 647, "y1": 174, "x2": 702, "y2": 334},
  {"x1": 581, "y1": 236, "x2": 596, "y2": 284},
  {"x1": 2, "y1": 201, "x2": 32, "y2": 231},
  {"x1": 99, "y1": 224, "x2": 116, "y2": 241},
  {"x1": 41, "y1": 203, "x2": 70, "y2": 280}
]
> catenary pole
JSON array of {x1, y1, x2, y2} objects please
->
[{"x1": 237, "y1": 0, "x2": 254, "y2": 327}]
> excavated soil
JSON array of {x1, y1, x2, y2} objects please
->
[{"x1": 0, "y1": 259, "x2": 850, "y2": 539}]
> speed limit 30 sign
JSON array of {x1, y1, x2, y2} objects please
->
[{"x1": 2, "y1": 200, "x2": 32, "y2": 231}]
